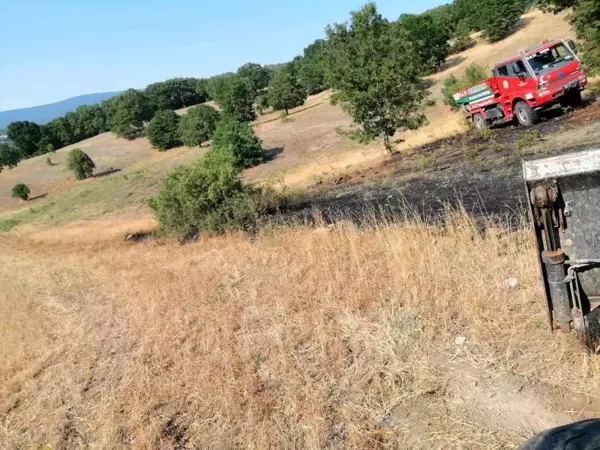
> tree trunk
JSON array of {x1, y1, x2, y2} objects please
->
[{"x1": 383, "y1": 134, "x2": 393, "y2": 156}]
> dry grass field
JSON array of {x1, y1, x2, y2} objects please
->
[
  {"x1": 2, "y1": 213, "x2": 600, "y2": 449},
  {"x1": 3, "y1": 8, "x2": 600, "y2": 450}
]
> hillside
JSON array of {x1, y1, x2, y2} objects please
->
[
  {"x1": 3, "y1": 9, "x2": 600, "y2": 448},
  {"x1": 0, "y1": 9, "x2": 576, "y2": 225},
  {"x1": 0, "y1": 91, "x2": 122, "y2": 128}
]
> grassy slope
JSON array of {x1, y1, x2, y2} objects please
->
[
  {"x1": 3, "y1": 11, "x2": 600, "y2": 449},
  {"x1": 0, "y1": 10, "x2": 575, "y2": 231},
  {"x1": 3, "y1": 214, "x2": 600, "y2": 448}
]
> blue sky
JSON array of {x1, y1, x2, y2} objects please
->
[{"x1": 0, "y1": 0, "x2": 447, "y2": 111}]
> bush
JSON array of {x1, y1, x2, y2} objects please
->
[
  {"x1": 442, "y1": 64, "x2": 489, "y2": 111},
  {"x1": 211, "y1": 118, "x2": 263, "y2": 168},
  {"x1": 149, "y1": 149, "x2": 260, "y2": 235},
  {"x1": 146, "y1": 110, "x2": 182, "y2": 151},
  {"x1": 67, "y1": 148, "x2": 96, "y2": 180},
  {"x1": 0, "y1": 143, "x2": 22, "y2": 172},
  {"x1": 178, "y1": 105, "x2": 220, "y2": 147},
  {"x1": 12, "y1": 183, "x2": 31, "y2": 200},
  {"x1": 442, "y1": 75, "x2": 463, "y2": 111},
  {"x1": 449, "y1": 34, "x2": 475, "y2": 54}
]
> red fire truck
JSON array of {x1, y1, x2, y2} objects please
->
[{"x1": 454, "y1": 39, "x2": 588, "y2": 130}]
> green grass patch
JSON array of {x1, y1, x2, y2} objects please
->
[
  {"x1": 5, "y1": 168, "x2": 165, "y2": 228},
  {"x1": 0, "y1": 219, "x2": 20, "y2": 232}
]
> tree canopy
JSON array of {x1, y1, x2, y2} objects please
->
[
  {"x1": 6, "y1": 121, "x2": 41, "y2": 158},
  {"x1": 237, "y1": 63, "x2": 272, "y2": 93},
  {"x1": 179, "y1": 105, "x2": 220, "y2": 147},
  {"x1": 213, "y1": 77, "x2": 257, "y2": 123},
  {"x1": 538, "y1": 0, "x2": 600, "y2": 74},
  {"x1": 147, "y1": 110, "x2": 182, "y2": 151},
  {"x1": 105, "y1": 89, "x2": 154, "y2": 139},
  {"x1": 0, "y1": 144, "x2": 21, "y2": 172},
  {"x1": 325, "y1": 3, "x2": 430, "y2": 155},
  {"x1": 267, "y1": 70, "x2": 307, "y2": 114},
  {"x1": 398, "y1": 13, "x2": 450, "y2": 74},
  {"x1": 145, "y1": 78, "x2": 206, "y2": 111},
  {"x1": 211, "y1": 118, "x2": 263, "y2": 168}
]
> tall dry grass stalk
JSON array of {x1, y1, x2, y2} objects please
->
[{"x1": 1, "y1": 212, "x2": 600, "y2": 449}]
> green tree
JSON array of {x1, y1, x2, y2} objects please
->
[
  {"x1": 145, "y1": 78, "x2": 204, "y2": 111},
  {"x1": 149, "y1": 148, "x2": 259, "y2": 235},
  {"x1": 44, "y1": 117, "x2": 74, "y2": 148},
  {"x1": 73, "y1": 104, "x2": 107, "y2": 138},
  {"x1": 214, "y1": 77, "x2": 257, "y2": 122},
  {"x1": 237, "y1": 63, "x2": 272, "y2": 93},
  {"x1": 178, "y1": 105, "x2": 220, "y2": 147},
  {"x1": 398, "y1": 13, "x2": 450, "y2": 74},
  {"x1": 67, "y1": 148, "x2": 96, "y2": 180},
  {"x1": 442, "y1": 64, "x2": 488, "y2": 110},
  {"x1": 0, "y1": 144, "x2": 22, "y2": 172},
  {"x1": 480, "y1": 0, "x2": 524, "y2": 42},
  {"x1": 12, "y1": 183, "x2": 31, "y2": 201},
  {"x1": 146, "y1": 110, "x2": 182, "y2": 151},
  {"x1": 6, "y1": 121, "x2": 41, "y2": 158},
  {"x1": 195, "y1": 78, "x2": 210, "y2": 100},
  {"x1": 205, "y1": 73, "x2": 237, "y2": 102},
  {"x1": 325, "y1": 3, "x2": 430, "y2": 155},
  {"x1": 211, "y1": 118, "x2": 263, "y2": 168},
  {"x1": 539, "y1": 0, "x2": 600, "y2": 74},
  {"x1": 295, "y1": 39, "x2": 330, "y2": 95},
  {"x1": 105, "y1": 89, "x2": 154, "y2": 139},
  {"x1": 267, "y1": 70, "x2": 307, "y2": 114}
]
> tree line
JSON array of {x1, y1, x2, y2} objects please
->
[{"x1": 3, "y1": 0, "x2": 599, "y2": 175}]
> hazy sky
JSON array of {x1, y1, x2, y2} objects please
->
[{"x1": 0, "y1": 0, "x2": 447, "y2": 111}]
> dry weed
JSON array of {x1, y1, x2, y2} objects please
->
[{"x1": 1, "y1": 212, "x2": 600, "y2": 449}]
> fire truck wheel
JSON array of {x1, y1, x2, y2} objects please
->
[
  {"x1": 514, "y1": 101, "x2": 539, "y2": 127},
  {"x1": 472, "y1": 113, "x2": 490, "y2": 131}
]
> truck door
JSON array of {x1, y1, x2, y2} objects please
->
[
  {"x1": 494, "y1": 60, "x2": 538, "y2": 120},
  {"x1": 493, "y1": 64, "x2": 514, "y2": 119}
]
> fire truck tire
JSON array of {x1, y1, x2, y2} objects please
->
[
  {"x1": 472, "y1": 113, "x2": 490, "y2": 131},
  {"x1": 514, "y1": 101, "x2": 539, "y2": 127}
]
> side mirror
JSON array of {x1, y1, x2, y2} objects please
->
[
  {"x1": 567, "y1": 39, "x2": 578, "y2": 54},
  {"x1": 517, "y1": 72, "x2": 528, "y2": 80}
]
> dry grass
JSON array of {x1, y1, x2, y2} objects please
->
[{"x1": 2, "y1": 212, "x2": 600, "y2": 449}]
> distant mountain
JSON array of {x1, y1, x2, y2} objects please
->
[{"x1": 0, "y1": 91, "x2": 122, "y2": 129}]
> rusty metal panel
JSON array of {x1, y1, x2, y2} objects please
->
[
  {"x1": 523, "y1": 148, "x2": 600, "y2": 334},
  {"x1": 523, "y1": 149, "x2": 600, "y2": 182}
]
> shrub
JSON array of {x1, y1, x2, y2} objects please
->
[
  {"x1": 178, "y1": 105, "x2": 220, "y2": 147},
  {"x1": 0, "y1": 219, "x2": 20, "y2": 232},
  {"x1": 442, "y1": 64, "x2": 489, "y2": 111},
  {"x1": 67, "y1": 148, "x2": 96, "y2": 180},
  {"x1": 211, "y1": 118, "x2": 263, "y2": 168},
  {"x1": 0, "y1": 143, "x2": 22, "y2": 172},
  {"x1": 149, "y1": 149, "x2": 260, "y2": 235},
  {"x1": 12, "y1": 183, "x2": 31, "y2": 200},
  {"x1": 442, "y1": 75, "x2": 463, "y2": 111},
  {"x1": 147, "y1": 110, "x2": 182, "y2": 151},
  {"x1": 449, "y1": 34, "x2": 475, "y2": 54}
]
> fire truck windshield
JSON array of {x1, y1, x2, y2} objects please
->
[{"x1": 526, "y1": 43, "x2": 574, "y2": 75}]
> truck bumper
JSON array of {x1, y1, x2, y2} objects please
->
[{"x1": 536, "y1": 75, "x2": 587, "y2": 106}]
